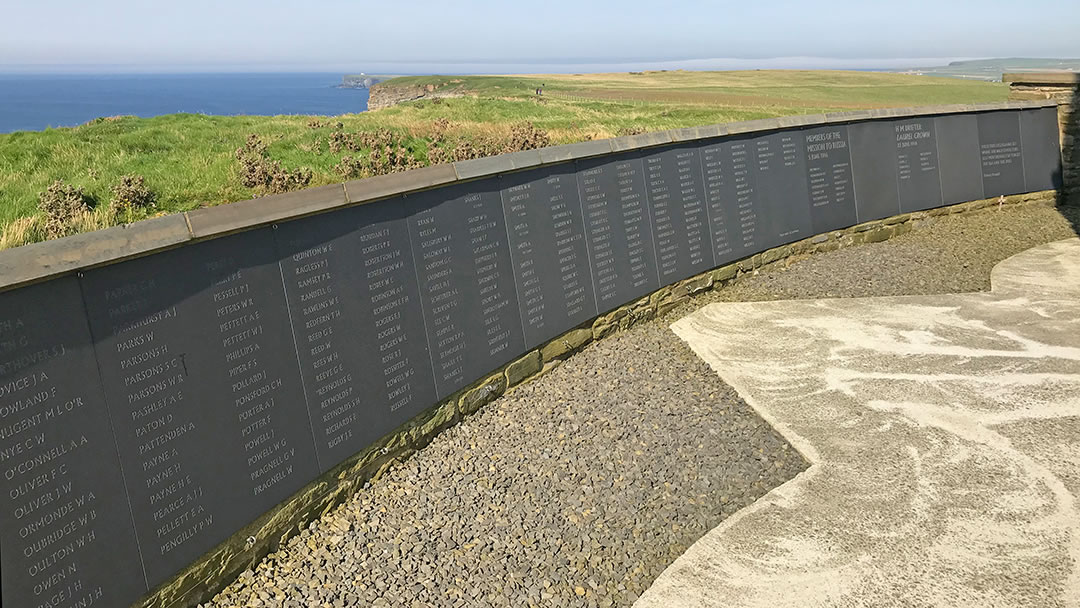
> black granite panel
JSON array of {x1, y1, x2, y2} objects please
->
[
  {"x1": 1020, "y1": 107, "x2": 1063, "y2": 192},
  {"x1": 641, "y1": 144, "x2": 715, "y2": 283},
  {"x1": 935, "y1": 114, "x2": 985, "y2": 205},
  {"x1": 0, "y1": 278, "x2": 147, "y2": 608},
  {"x1": 849, "y1": 121, "x2": 901, "y2": 222},
  {"x1": 892, "y1": 117, "x2": 944, "y2": 212},
  {"x1": 803, "y1": 125, "x2": 858, "y2": 233},
  {"x1": 752, "y1": 131, "x2": 813, "y2": 247},
  {"x1": 500, "y1": 166, "x2": 598, "y2": 349},
  {"x1": 274, "y1": 200, "x2": 437, "y2": 469},
  {"x1": 405, "y1": 183, "x2": 524, "y2": 399},
  {"x1": 575, "y1": 154, "x2": 660, "y2": 313},
  {"x1": 81, "y1": 229, "x2": 319, "y2": 586},
  {"x1": 978, "y1": 111, "x2": 1026, "y2": 197},
  {"x1": 699, "y1": 135, "x2": 761, "y2": 263}
]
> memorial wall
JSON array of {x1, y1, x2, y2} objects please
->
[
  {"x1": 1007, "y1": 72, "x2": 1079, "y2": 200},
  {"x1": 0, "y1": 104, "x2": 1062, "y2": 608}
]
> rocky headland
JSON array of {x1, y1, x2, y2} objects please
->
[{"x1": 367, "y1": 80, "x2": 466, "y2": 111}]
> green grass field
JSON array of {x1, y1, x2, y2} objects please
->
[
  {"x1": 387, "y1": 69, "x2": 1007, "y2": 109},
  {"x1": 0, "y1": 70, "x2": 1007, "y2": 248}
]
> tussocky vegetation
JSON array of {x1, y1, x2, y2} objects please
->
[{"x1": 0, "y1": 70, "x2": 1006, "y2": 249}]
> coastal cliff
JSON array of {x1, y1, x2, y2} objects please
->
[{"x1": 367, "y1": 80, "x2": 466, "y2": 111}]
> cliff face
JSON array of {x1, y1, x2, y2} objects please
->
[
  {"x1": 367, "y1": 83, "x2": 464, "y2": 111},
  {"x1": 343, "y1": 75, "x2": 379, "y2": 88}
]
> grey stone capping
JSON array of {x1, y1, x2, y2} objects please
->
[
  {"x1": 453, "y1": 155, "x2": 516, "y2": 180},
  {"x1": 972, "y1": 102, "x2": 1019, "y2": 113},
  {"x1": 1005, "y1": 72, "x2": 1080, "y2": 86},
  {"x1": 537, "y1": 139, "x2": 613, "y2": 163},
  {"x1": 824, "y1": 109, "x2": 875, "y2": 123},
  {"x1": 609, "y1": 131, "x2": 674, "y2": 152},
  {"x1": 775, "y1": 114, "x2": 828, "y2": 128},
  {"x1": 344, "y1": 163, "x2": 458, "y2": 204},
  {"x1": 669, "y1": 124, "x2": 727, "y2": 142},
  {"x1": 503, "y1": 149, "x2": 544, "y2": 171},
  {"x1": 867, "y1": 107, "x2": 920, "y2": 119},
  {"x1": 811, "y1": 101, "x2": 1058, "y2": 127},
  {"x1": 0, "y1": 214, "x2": 192, "y2": 292},
  {"x1": 726, "y1": 118, "x2": 782, "y2": 135},
  {"x1": 896, "y1": 107, "x2": 930, "y2": 117},
  {"x1": 1017, "y1": 100, "x2": 1057, "y2": 109},
  {"x1": 187, "y1": 183, "x2": 347, "y2": 239},
  {"x1": 453, "y1": 149, "x2": 544, "y2": 180}
]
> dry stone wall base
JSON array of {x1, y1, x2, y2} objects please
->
[{"x1": 137, "y1": 188, "x2": 1059, "y2": 608}]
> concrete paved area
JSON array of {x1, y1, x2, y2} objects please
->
[{"x1": 637, "y1": 238, "x2": 1080, "y2": 607}]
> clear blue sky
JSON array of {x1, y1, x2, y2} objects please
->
[{"x1": 2, "y1": 0, "x2": 1078, "y2": 73}]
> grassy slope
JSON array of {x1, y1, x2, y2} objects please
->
[
  {"x1": 0, "y1": 70, "x2": 1006, "y2": 245},
  {"x1": 387, "y1": 70, "x2": 1007, "y2": 108}
]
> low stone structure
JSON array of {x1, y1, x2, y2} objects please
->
[{"x1": 1007, "y1": 72, "x2": 1079, "y2": 200}]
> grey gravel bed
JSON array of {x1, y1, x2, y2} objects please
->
[
  {"x1": 202, "y1": 204, "x2": 1078, "y2": 608},
  {"x1": 690, "y1": 203, "x2": 1080, "y2": 305},
  {"x1": 204, "y1": 325, "x2": 804, "y2": 608}
]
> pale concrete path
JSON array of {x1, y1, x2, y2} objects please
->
[{"x1": 636, "y1": 238, "x2": 1080, "y2": 608}]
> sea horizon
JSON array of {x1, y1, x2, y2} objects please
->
[{"x1": 0, "y1": 72, "x2": 371, "y2": 133}]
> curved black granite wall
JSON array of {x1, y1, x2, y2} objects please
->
[{"x1": 0, "y1": 103, "x2": 1062, "y2": 608}]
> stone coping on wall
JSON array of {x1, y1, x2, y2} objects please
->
[
  {"x1": 135, "y1": 189, "x2": 1059, "y2": 608},
  {"x1": 0, "y1": 100, "x2": 1057, "y2": 294},
  {"x1": 1004, "y1": 72, "x2": 1080, "y2": 86}
]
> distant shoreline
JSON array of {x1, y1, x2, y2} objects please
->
[{"x1": 0, "y1": 73, "x2": 369, "y2": 134}]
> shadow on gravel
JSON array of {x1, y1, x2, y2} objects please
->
[{"x1": 1061, "y1": 204, "x2": 1080, "y2": 237}]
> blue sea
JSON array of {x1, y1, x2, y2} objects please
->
[{"x1": 0, "y1": 73, "x2": 370, "y2": 133}]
